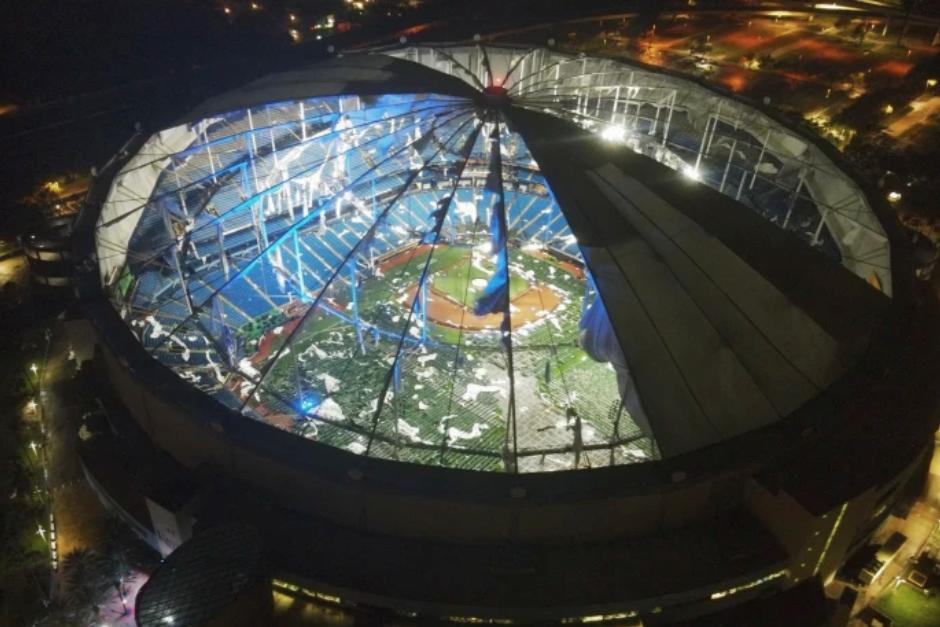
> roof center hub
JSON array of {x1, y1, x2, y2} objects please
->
[{"x1": 481, "y1": 84, "x2": 510, "y2": 108}]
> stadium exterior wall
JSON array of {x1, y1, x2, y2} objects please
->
[
  {"x1": 73, "y1": 71, "x2": 940, "y2": 621},
  {"x1": 74, "y1": 125, "x2": 935, "y2": 545},
  {"x1": 95, "y1": 338, "x2": 745, "y2": 543}
]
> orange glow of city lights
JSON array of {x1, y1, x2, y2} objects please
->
[
  {"x1": 721, "y1": 72, "x2": 747, "y2": 92},
  {"x1": 721, "y1": 31, "x2": 766, "y2": 50},
  {"x1": 875, "y1": 60, "x2": 914, "y2": 77},
  {"x1": 788, "y1": 39, "x2": 852, "y2": 62}
]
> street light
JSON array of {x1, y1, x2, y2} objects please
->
[{"x1": 30, "y1": 363, "x2": 38, "y2": 375}]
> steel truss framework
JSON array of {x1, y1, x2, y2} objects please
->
[
  {"x1": 389, "y1": 44, "x2": 891, "y2": 295},
  {"x1": 95, "y1": 44, "x2": 890, "y2": 473}
]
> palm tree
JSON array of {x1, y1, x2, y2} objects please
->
[
  {"x1": 101, "y1": 515, "x2": 159, "y2": 574},
  {"x1": 60, "y1": 548, "x2": 114, "y2": 609}
]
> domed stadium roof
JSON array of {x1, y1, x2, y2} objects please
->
[{"x1": 94, "y1": 44, "x2": 891, "y2": 473}]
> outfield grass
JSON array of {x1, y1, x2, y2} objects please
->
[
  {"x1": 875, "y1": 584, "x2": 940, "y2": 627},
  {"x1": 244, "y1": 242, "x2": 656, "y2": 469},
  {"x1": 429, "y1": 247, "x2": 528, "y2": 307}
]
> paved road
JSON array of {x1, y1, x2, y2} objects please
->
[
  {"x1": 887, "y1": 94, "x2": 940, "y2": 137},
  {"x1": 40, "y1": 321, "x2": 112, "y2": 598}
]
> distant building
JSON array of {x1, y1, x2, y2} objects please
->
[{"x1": 21, "y1": 215, "x2": 75, "y2": 288}]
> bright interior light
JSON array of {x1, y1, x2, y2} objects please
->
[
  {"x1": 600, "y1": 125, "x2": 626, "y2": 143},
  {"x1": 682, "y1": 165, "x2": 701, "y2": 181},
  {"x1": 887, "y1": 191, "x2": 901, "y2": 202}
]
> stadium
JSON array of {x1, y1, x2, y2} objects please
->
[{"x1": 74, "y1": 43, "x2": 940, "y2": 624}]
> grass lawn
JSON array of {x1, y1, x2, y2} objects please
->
[
  {"x1": 430, "y1": 248, "x2": 529, "y2": 307},
  {"x1": 875, "y1": 583, "x2": 940, "y2": 627}
]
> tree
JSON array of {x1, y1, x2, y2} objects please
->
[
  {"x1": 60, "y1": 549, "x2": 115, "y2": 609},
  {"x1": 101, "y1": 515, "x2": 158, "y2": 575}
]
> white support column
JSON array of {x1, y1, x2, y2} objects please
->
[
  {"x1": 694, "y1": 114, "x2": 711, "y2": 172},
  {"x1": 299, "y1": 101, "x2": 307, "y2": 141},
  {"x1": 750, "y1": 129, "x2": 772, "y2": 191},
  {"x1": 661, "y1": 90, "x2": 675, "y2": 148},
  {"x1": 252, "y1": 202, "x2": 268, "y2": 251},
  {"x1": 611, "y1": 86, "x2": 621, "y2": 124},
  {"x1": 172, "y1": 165, "x2": 189, "y2": 219},
  {"x1": 267, "y1": 107, "x2": 279, "y2": 168},
  {"x1": 302, "y1": 179, "x2": 310, "y2": 218},
  {"x1": 719, "y1": 138, "x2": 737, "y2": 194},
  {"x1": 218, "y1": 223, "x2": 229, "y2": 281},
  {"x1": 203, "y1": 127, "x2": 217, "y2": 184},
  {"x1": 519, "y1": 56, "x2": 526, "y2": 93},
  {"x1": 628, "y1": 72, "x2": 637, "y2": 128},
  {"x1": 812, "y1": 208, "x2": 830, "y2": 245},
  {"x1": 293, "y1": 228, "x2": 305, "y2": 298},
  {"x1": 735, "y1": 166, "x2": 748, "y2": 201},
  {"x1": 705, "y1": 100, "x2": 722, "y2": 156},
  {"x1": 161, "y1": 206, "x2": 194, "y2": 315},
  {"x1": 782, "y1": 169, "x2": 807, "y2": 229},
  {"x1": 719, "y1": 112, "x2": 742, "y2": 194},
  {"x1": 246, "y1": 108, "x2": 262, "y2": 194}
]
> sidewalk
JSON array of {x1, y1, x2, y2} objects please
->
[{"x1": 40, "y1": 321, "x2": 112, "y2": 597}]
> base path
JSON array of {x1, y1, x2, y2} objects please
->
[{"x1": 405, "y1": 283, "x2": 562, "y2": 331}]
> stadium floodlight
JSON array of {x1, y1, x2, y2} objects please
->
[
  {"x1": 682, "y1": 164, "x2": 701, "y2": 181},
  {"x1": 600, "y1": 125, "x2": 626, "y2": 143}
]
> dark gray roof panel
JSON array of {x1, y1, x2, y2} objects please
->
[
  {"x1": 180, "y1": 54, "x2": 479, "y2": 124},
  {"x1": 506, "y1": 106, "x2": 888, "y2": 458}
]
